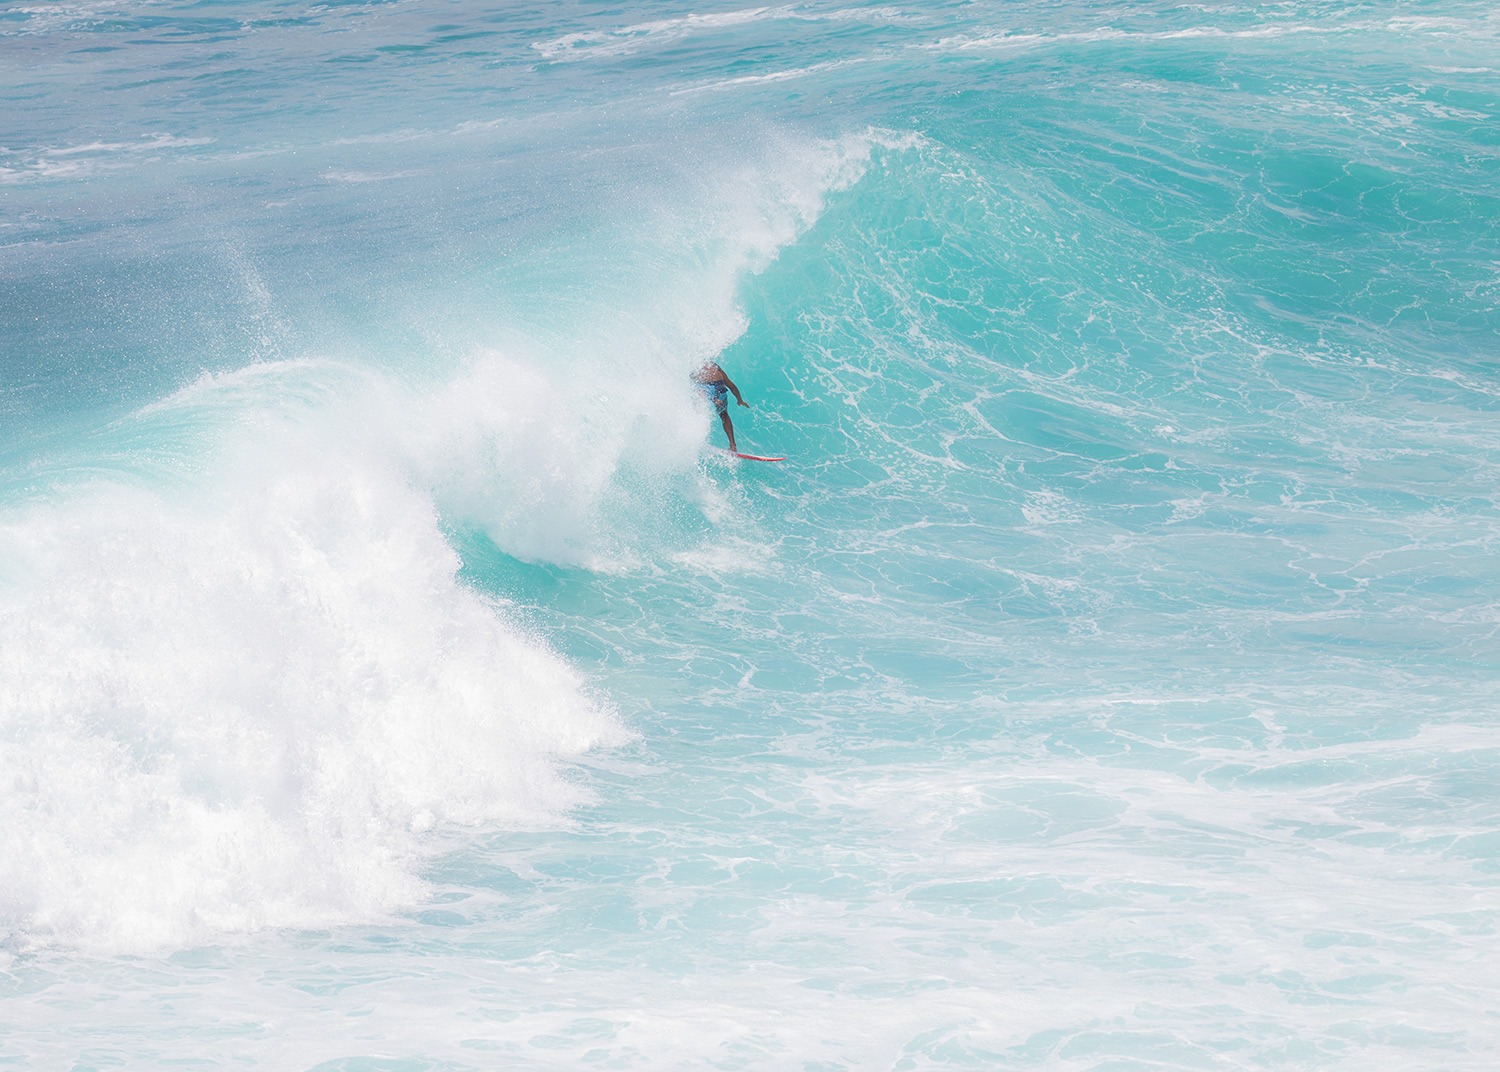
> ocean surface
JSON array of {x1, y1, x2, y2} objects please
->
[{"x1": 2, "y1": 0, "x2": 1498, "y2": 1067}]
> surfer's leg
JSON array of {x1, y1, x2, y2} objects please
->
[{"x1": 711, "y1": 388, "x2": 736, "y2": 452}]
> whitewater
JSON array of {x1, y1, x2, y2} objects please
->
[{"x1": 2, "y1": 0, "x2": 1497, "y2": 1067}]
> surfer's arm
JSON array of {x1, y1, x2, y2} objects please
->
[{"x1": 723, "y1": 375, "x2": 748, "y2": 407}]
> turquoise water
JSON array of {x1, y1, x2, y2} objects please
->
[{"x1": 3, "y1": 0, "x2": 1498, "y2": 1067}]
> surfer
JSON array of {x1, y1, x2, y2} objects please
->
[{"x1": 692, "y1": 361, "x2": 748, "y2": 453}]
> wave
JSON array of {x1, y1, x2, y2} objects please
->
[
  {"x1": 918, "y1": 13, "x2": 1499, "y2": 55},
  {"x1": 0, "y1": 359, "x2": 629, "y2": 953},
  {"x1": 0, "y1": 130, "x2": 884, "y2": 954}
]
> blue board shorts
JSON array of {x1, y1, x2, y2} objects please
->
[{"x1": 698, "y1": 381, "x2": 729, "y2": 414}]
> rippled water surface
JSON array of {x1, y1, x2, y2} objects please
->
[{"x1": 2, "y1": 0, "x2": 1498, "y2": 1067}]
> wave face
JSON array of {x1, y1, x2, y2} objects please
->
[{"x1": 3, "y1": 0, "x2": 1498, "y2": 1067}]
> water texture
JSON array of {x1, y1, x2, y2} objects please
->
[{"x1": 2, "y1": 0, "x2": 1497, "y2": 1067}]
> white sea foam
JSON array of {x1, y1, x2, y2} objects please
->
[
  {"x1": 0, "y1": 341, "x2": 677, "y2": 951},
  {"x1": 532, "y1": 4, "x2": 912, "y2": 61},
  {"x1": 920, "y1": 22, "x2": 1341, "y2": 53},
  {"x1": 672, "y1": 537, "x2": 779, "y2": 576},
  {"x1": 670, "y1": 58, "x2": 861, "y2": 96},
  {"x1": 918, "y1": 12, "x2": 1500, "y2": 56},
  {"x1": 0, "y1": 134, "x2": 214, "y2": 184},
  {"x1": 533, "y1": 7, "x2": 779, "y2": 61},
  {"x1": 0, "y1": 383, "x2": 629, "y2": 952}
]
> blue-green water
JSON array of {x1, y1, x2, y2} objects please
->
[{"x1": 3, "y1": 1, "x2": 1498, "y2": 1067}]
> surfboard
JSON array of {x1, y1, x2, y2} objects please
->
[{"x1": 723, "y1": 449, "x2": 787, "y2": 462}]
